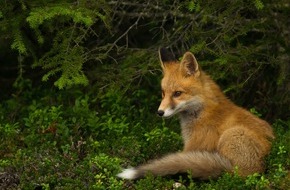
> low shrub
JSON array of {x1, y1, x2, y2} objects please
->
[{"x1": 0, "y1": 85, "x2": 289, "y2": 189}]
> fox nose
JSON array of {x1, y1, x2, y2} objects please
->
[{"x1": 157, "y1": 110, "x2": 164, "y2": 117}]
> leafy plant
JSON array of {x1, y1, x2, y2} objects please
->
[{"x1": 90, "y1": 153, "x2": 124, "y2": 189}]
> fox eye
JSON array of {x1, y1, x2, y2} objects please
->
[
  {"x1": 162, "y1": 90, "x2": 165, "y2": 98},
  {"x1": 173, "y1": 91, "x2": 182, "y2": 98}
]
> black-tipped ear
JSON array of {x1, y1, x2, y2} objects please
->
[
  {"x1": 159, "y1": 48, "x2": 176, "y2": 63},
  {"x1": 180, "y1": 52, "x2": 200, "y2": 77}
]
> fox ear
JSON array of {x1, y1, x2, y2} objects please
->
[
  {"x1": 180, "y1": 52, "x2": 200, "y2": 77},
  {"x1": 159, "y1": 48, "x2": 176, "y2": 69}
]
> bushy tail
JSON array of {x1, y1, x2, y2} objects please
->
[{"x1": 117, "y1": 151, "x2": 232, "y2": 180}]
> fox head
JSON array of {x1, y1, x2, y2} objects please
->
[{"x1": 157, "y1": 48, "x2": 204, "y2": 118}]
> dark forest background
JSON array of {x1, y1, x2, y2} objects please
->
[{"x1": 1, "y1": 0, "x2": 289, "y2": 120}]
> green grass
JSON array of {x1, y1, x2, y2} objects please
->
[{"x1": 0, "y1": 85, "x2": 289, "y2": 189}]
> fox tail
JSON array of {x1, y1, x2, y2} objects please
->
[{"x1": 117, "y1": 151, "x2": 232, "y2": 180}]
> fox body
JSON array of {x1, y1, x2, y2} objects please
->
[{"x1": 117, "y1": 49, "x2": 274, "y2": 180}]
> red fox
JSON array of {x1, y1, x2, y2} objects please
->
[{"x1": 117, "y1": 48, "x2": 274, "y2": 180}]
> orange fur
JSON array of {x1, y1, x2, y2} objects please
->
[{"x1": 117, "y1": 49, "x2": 274, "y2": 180}]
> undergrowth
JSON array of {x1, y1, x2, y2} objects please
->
[{"x1": 0, "y1": 82, "x2": 289, "y2": 189}]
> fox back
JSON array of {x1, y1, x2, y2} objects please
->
[{"x1": 117, "y1": 48, "x2": 274, "y2": 180}]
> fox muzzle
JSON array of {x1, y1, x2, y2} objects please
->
[{"x1": 157, "y1": 110, "x2": 165, "y2": 117}]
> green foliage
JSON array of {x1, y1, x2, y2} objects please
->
[
  {"x1": 187, "y1": 1, "x2": 201, "y2": 12},
  {"x1": 27, "y1": 6, "x2": 95, "y2": 89},
  {"x1": 249, "y1": 107, "x2": 262, "y2": 118},
  {"x1": 11, "y1": 30, "x2": 27, "y2": 54},
  {"x1": 253, "y1": 0, "x2": 264, "y2": 10},
  {"x1": 1, "y1": 0, "x2": 289, "y2": 119},
  {"x1": 1, "y1": 0, "x2": 110, "y2": 89},
  {"x1": 0, "y1": 0, "x2": 289, "y2": 189},
  {"x1": 0, "y1": 83, "x2": 289, "y2": 189},
  {"x1": 0, "y1": 122, "x2": 20, "y2": 156},
  {"x1": 90, "y1": 153, "x2": 124, "y2": 189},
  {"x1": 134, "y1": 175, "x2": 176, "y2": 189},
  {"x1": 24, "y1": 5, "x2": 101, "y2": 88},
  {"x1": 38, "y1": 42, "x2": 88, "y2": 89},
  {"x1": 26, "y1": 6, "x2": 94, "y2": 29},
  {"x1": 245, "y1": 173, "x2": 270, "y2": 189},
  {"x1": 144, "y1": 125, "x2": 182, "y2": 157}
]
